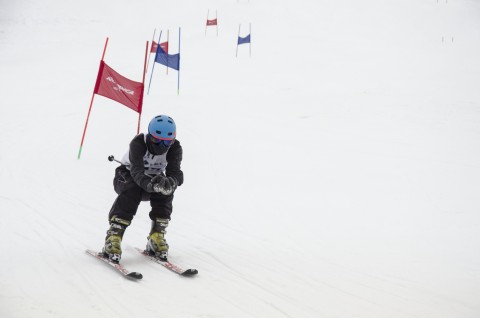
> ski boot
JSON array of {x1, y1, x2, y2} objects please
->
[
  {"x1": 102, "y1": 216, "x2": 130, "y2": 263},
  {"x1": 146, "y1": 218, "x2": 169, "y2": 261}
]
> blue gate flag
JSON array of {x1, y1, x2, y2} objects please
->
[
  {"x1": 155, "y1": 46, "x2": 180, "y2": 71},
  {"x1": 238, "y1": 34, "x2": 251, "y2": 45}
]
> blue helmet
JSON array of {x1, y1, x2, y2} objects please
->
[{"x1": 148, "y1": 115, "x2": 176, "y2": 140}]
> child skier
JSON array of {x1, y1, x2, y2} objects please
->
[{"x1": 102, "y1": 114, "x2": 183, "y2": 263}]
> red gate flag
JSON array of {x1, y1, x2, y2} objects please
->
[
  {"x1": 150, "y1": 41, "x2": 157, "y2": 53},
  {"x1": 160, "y1": 41, "x2": 168, "y2": 53},
  {"x1": 205, "y1": 10, "x2": 218, "y2": 37},
  {"x1": 206, "y1": 18, "x2": 217, "y2": 26},
  {"x1": 151, "y1": 41, "x2": 169, "y2": 53},
  {"x1": 93, "y1": 60, "x2": 144, "y2": 113}
]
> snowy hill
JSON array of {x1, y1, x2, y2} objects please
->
[{"x1": 1, "y1": 0, "x2": 480, "y2": 317}]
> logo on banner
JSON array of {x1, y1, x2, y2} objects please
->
[{"x1": 106, "y1": 76, "x2": 135, "y2": 95}]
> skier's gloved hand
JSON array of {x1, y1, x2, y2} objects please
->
[
  {"x1": 159, "y1": 184, "x2": 173, "y2": 196},
  {"x1": 158, "y1": 177, "x2": 174, "y2": 195},
  {"x1": 147, "y1": 182, "x2": 162, "y2": 193},
  {"x1": 147, "y1": 174, "x2": 176, "y2": 195},
  {"x1": 147, "y1": 175, "x2": 166, "y2": 193}
]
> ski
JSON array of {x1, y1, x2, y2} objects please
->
[
  {"x1": 85, "y1": 249, "x2": 143, "y2": 280},
  {"x1": 135, "y1": 247, "x2": 198, "y2": 276}
]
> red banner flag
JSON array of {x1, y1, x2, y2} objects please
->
[
  {"x1": 150, "y1": 41, "x2": 158, "y2": 53},
  {"x1": 206, "y1": 18, "x2": 217, "y2": 26},
  {"x1": 159, "y1": 41, "x2": 168, "y2": 53},
  {"x1": 151, "y1": 41, "x2": 169, "y2": 53},
  {"x1": 93, "y1": 60, "x2": 144, "y2": 113}
]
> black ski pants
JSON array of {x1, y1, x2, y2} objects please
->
[{"x1": 108, "y1": 166, "x2": 173, "y2": 222}]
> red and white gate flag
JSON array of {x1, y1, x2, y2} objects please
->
[
  {"x1": 150, "y1": 41, "x2": 169, "y2": 53},
  {"x1": 206, "y1": 18, "x2": 217, "y2": 26},
  {"x1": 93, "y1": 60, "x2": 144, "y2": 113}
]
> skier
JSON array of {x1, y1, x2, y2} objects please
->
[{"x1": 102, "y1": 114, "x2": 183, "y2": 263}]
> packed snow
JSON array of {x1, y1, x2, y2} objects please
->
[{"x1": 1, "y1": 0, "x2": 480, "y2": 317}]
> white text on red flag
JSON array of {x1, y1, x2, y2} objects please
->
[{"x1": 93, "y1": 61, "x2": 144, "y2": 113}]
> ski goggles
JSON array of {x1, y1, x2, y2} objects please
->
[{"x1": 150, "y1": 134, "x2": 174, "y2": 147}]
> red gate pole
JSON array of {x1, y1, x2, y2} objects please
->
[
  {"x1": 77, "y1": 37, "x2": 109, "y2": 159},
  {"x1": 137, "y1": 41, "x2": 149, "y2": 134}
]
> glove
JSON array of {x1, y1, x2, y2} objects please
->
[
  {"x1": 147, "y1": 175, "x2": 166, "y2": 193},
  {"x1": 147, "y1": 175, "x2": 176, "y2": 195},
  {"x1": 157, "y1": 176, "x2": 177, "y2": 196}
]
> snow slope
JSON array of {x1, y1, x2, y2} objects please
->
[{"x1": 1, "y1": 0, "x2": 480, "y2": 317}]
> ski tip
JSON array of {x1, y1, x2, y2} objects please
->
[
  {"x1": 127, "y1": 272, "x2": 143, "y2": 280},
  {"x1": 181, "y1": 269, "x2": 199, "y2": 276},
  {"x1": 85, "y1": 249, "x2": 101, "y2": 257}
]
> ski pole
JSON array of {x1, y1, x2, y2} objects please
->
[{"x1": 108, "y1": 155, "x2": 125, "y2": 165}]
